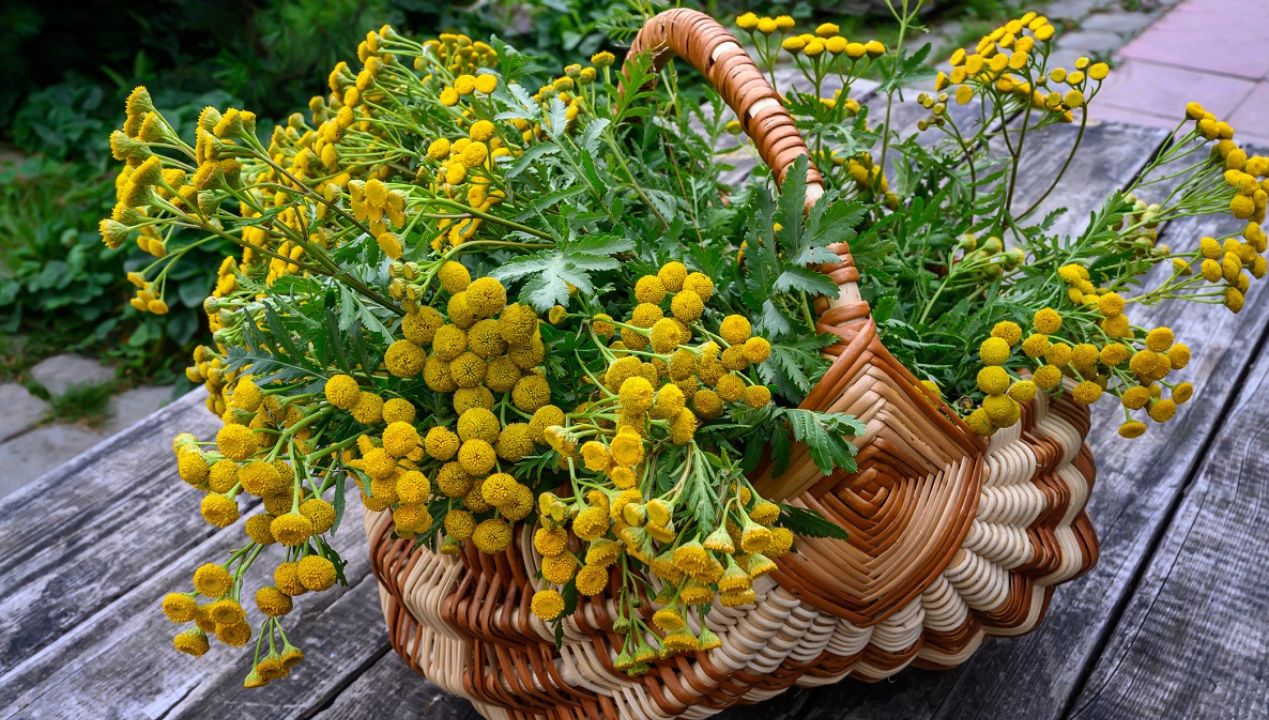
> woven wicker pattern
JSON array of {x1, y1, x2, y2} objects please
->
[{"x1": 365, "y1": 9, "x2": 1099, "y2": 718}]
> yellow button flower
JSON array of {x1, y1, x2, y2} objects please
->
[{"x1": 531, "y1": 588, "x2": 565, "y2": 620}]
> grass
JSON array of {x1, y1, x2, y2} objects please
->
[
  {"x1": 1, "y1": 335, "x2": 119, "y2": 428},
  {"x1": 44, "y1": 381, "x2": 118, "y2": 428}
]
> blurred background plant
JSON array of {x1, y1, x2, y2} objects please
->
[{"x1": 0, "y1": 0, "x2": 1018, "y2": 386}]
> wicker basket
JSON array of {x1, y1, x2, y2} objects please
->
[{"x1": 365, "y1": 9, "x2": 1099, "y2": 719}]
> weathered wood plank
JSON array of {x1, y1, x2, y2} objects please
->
[
  {"x1": 1069, "y1": 354, "x2": 1269, "y2": 718},
  {"x1": 720, "y1": 128, "x2": 1269, "y2": 720},
  {"x1": 0, "y1": 389, "x2": 213, "y2": 565},
  {"x1": 0, "y1": 390, "x2": 222, "y2": 674},
  {"x1": 0, "y1": 485, "x2": 379, "y2": 720},
  {"x1": 1067, "y1": 280, "x2": 1269, "y2": 716},
  {"x1": 306, "y1": 652, "x2": 476, "y2": 720},
  {"x1": 160, "y1": 557, "x2": 389, "y2": 720},
  {"x1": 1004, "y1": 120, "x2": 1166, "y2": 238}
]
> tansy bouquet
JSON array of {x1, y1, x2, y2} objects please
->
[
  {"x1": 114, "y1": 24, "x2": 864, "y2": 684},
  {"x1": 100, "y1": 1, "x2": 1265, "y2": 697}
]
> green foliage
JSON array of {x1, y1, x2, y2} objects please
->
[
  {"x1": 778, "y1": 504, "x2": 851, "y2": 540},
  {"x1": 10, "y1": 78, "x2": 114, "y2": 163},
  {"x1": 0, "y1": 156, "x2": 226, "y2": 381},
  {"x1": 771, "y1": 408, "x2": 866, "y2": 476},
  {"x1": 495, "y1": 234, "x2": 633, "y2": 310},
  {"x1": 0, "y1": 0, "x2": 1000, "y2": 385},
  {"x1": 45, "y1": 381, "x2": 118, "y2": 427},
  {"x1": 0, "y1": 0, "x2": 657, "y2": 383}
]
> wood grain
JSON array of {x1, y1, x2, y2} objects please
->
[
  {"x1": 1067, "y1": 236, "x2": 1269, "y2": 717},
  {"x1": 307, "y1": 652, "x2": 476, "y2": 720},
  {"x1": 0, "y1": 390, "x2": 220, "y2": 675},
  {"x1": 0, "y1": 484, "x2": 380, "y2": 720},
  {"x1": 1070, "y1": 346, "x2": 1269, "y2": 719},
  {"x1": 0, "y1": 390, "x2": 401, "y2": 720}
]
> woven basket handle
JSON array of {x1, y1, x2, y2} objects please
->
[{"x1": 624, "y1": 8, "x2": 864, "y2": 311}]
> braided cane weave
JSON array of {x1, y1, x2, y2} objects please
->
[{"x1": 365, "y1": 9, "x2": 1099, "y2": 718}]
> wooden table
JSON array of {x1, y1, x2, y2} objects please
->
[{"x1": 3, "y1": 119, "x2": 1268, "y2": 720}]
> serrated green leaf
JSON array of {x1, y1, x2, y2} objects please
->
[
  {"x1": 571, "y1": 233, "x2": 634, "y2": 256},
  {"x1": 806, "y1": 197, "x2": 864, "y2": 250},
  {"x1": 768, "y1": 418, "x2": 793, "y2": 476},
  {"x1": 781, "y1": 408, "x2": 864, "y2": 476},
  {"x1": 776, "y1": 155, "x2": 808, "y2": 250},
  {"x1": 331, "y1": 474, "x2": 345, "y2": 535},
  {"x1": 544, "y1": 96, "x2": 569, "y2": 139},
  {"x1": 759, "y1": 299, "x2": 794, "y2": 338},
  {"x1": 324, "y1": 309, "x2": 350, "y2": 370},
  {"x1": 504, "y1": 142, "x2": 559, "y2": 178},
  {"x1": 774, "y1": 265, "x2": 840, "y2": 296},
  {"x1": 778, "y1": 504, "x2": 849, "y2": 541},
  {"x1": 579, "y1": 118, "x2": 610, "y2": 155}
]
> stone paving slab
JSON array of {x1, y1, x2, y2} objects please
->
[
  {"x1": 1228, "y1": 83, "x2": 1269, "y2": 145},
  {"x1": 1081, "y1": 11, "x2": 1160, "y2": 36},
  {"x1": 1118, "y1": 0, "x2": 1269, "y2": 80},
  {"x1": 1098, "y1": 58, "x2": 1256, "y2": 119},
  {"x1": 28, "y1": 354, "x2": 115, "y2": 398},
  {"x1": 1042, "y1": 0, "x2": 1115, "y2": 22},
  {"x1": 1088, "y1": 104, "x2": 1178, "y2": 131},
  {"x1": 0, "y1": 424, "x2": 106, "y2": 498},
  {"x1": 0, "y1": 384, "x2": 50, "y2": 443},
  {"x1": 103, "y1": 386, "x2": 174, "y2": 436},
  {"x1": 1057, "y1": 30, "x2": 1123, "y2": 56}
]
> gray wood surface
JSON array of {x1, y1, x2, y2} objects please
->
[
  {"x1": 1068, "y1": 223, "x2": 1269, "y2": 720},
  {"x1": 1, "y1": 124, "x2": 1266, "y2": 720},
  {"x1": 1071, "y1": 328, "x2": 1269, "y2": 720}
]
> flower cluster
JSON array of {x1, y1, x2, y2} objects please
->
[
  {"x1": 161, "y1": 405, "x2": 342, "y2": 686},
  {"x1": 957, "y1": 103, "x2": 1268, "y2": 439},
  {"x1": 525, "y1": 263, "x2": 783, "y2": 669},
  {"x1": 733, "y1": 12, "x2": 887, "y2": 195},
  {"x1": 105, "y1": 18, "x2": 867, "y2": 689},
  {"x1": 331, "y1": 272, "x2": 560, "y2": 549},
  {"x1": 928, "y1": 12, "x2": 1108, "y2": 128},
  {"x1": 104, "y1": 1, "x2": 1266, "y2": 695},
  {"x1": 420, "y1": 32, "x2": 499, "y2": 77},
  {"x1": 883, "y1": 7, "x2": 1267, "y2": 441}
]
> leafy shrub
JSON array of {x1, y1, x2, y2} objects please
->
[
  {"x1": 0, "y1": 0, "x2": 639, "y2": 383},
  {"x1": 1, "y1": 63, "x2": 242, "y2": 381},
  {"x1": 0, "y1": 155, "x2": 229, "y2": 382}
]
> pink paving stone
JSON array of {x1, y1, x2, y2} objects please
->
[
  {"x1": 1097, "y1": 58, "x2": 1254, "y2": 119},
  {"x1": 1228, "y1": 82, "x2": 1269, "y2": 141},
  {"x1": 1118, "y1": 0, "x2": 1269, "y2": 80},
  {"x1": 1087, "y1": 104, "x2": 1178, "y2": 131}
]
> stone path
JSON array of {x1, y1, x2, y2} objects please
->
[
  {"x1": 1092, "y1": 0, "x2": 1269, "y2": 145},
  {"x1": 0, "y1": 353, "x2": 172, "y2": 498}
]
